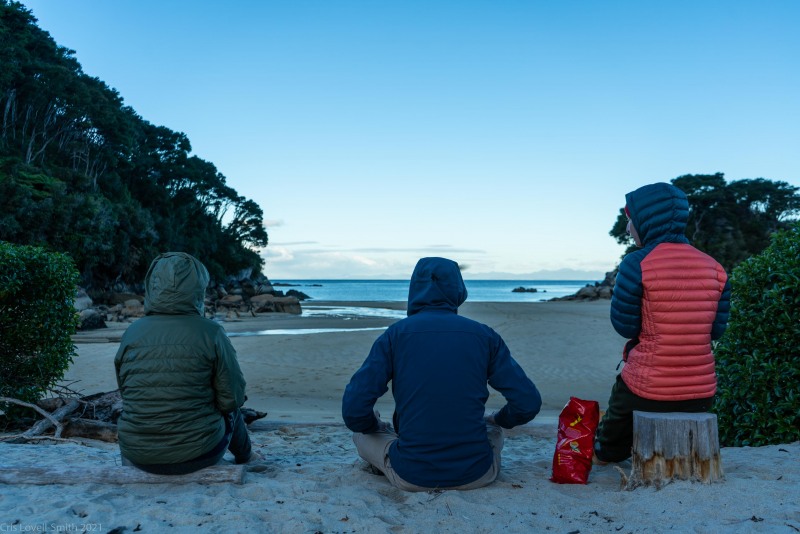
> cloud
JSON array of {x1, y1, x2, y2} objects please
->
[
  {"x1": 259, "y1": 242, "x2": 614, "y2": 279},
  {"x1": 270, "y1": 241, "x2": 319, "y2": 246},
  {"x1": 352, "y1": 255, "x2": 378, "y2": 266},
  {"x1": 350, "y1": 245, "x2": 486, "y2": 254},
  {"x1": 261, "y1": 246, "x2": 421, "y2": 278},
  {"x1": 260, "y1": 242, "x2": 546, "y2": 279},
  {"x1": 262, "y1": 246, "x2": 295, "y2": 262},
  {"x1": 263, "y1": 219, "x2": 284, "y2": 228}
]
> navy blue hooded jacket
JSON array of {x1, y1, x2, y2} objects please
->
[{"x1": 341, "y1": 257, "x2": 541, "y2": 488}]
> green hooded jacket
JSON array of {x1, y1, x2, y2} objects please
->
[{"x1": 114, "y1": 252, "x2": 246, "y2": 465}]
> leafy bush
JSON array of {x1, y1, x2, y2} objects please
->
[
  {"x1": 714, "y1": 222, "x2": 800, "y2": 446},
  {"x1": 0, "y1": 241, "x2": 79, "y2": 417}
]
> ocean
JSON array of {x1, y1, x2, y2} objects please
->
[
  {"x1": 272, "y1": 279, "x2": 594, "y2": 303},
  {"x1": 225, "y1": 279, "x2": 596, "y2": 336}
]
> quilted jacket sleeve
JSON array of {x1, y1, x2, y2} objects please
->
[
  {"x1": 610, "y1": 251, "x2": 644, "y2": 339},
  {"x1": 711, "y1": 278, "x2": 732, "y2": 340},
  {"x1": 213, "y1": 329, "x2": 247, "y2": 413}
]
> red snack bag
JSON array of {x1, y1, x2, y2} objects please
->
[{"x1": 550, "y1": 396, "x2": 600, "y2": 484}]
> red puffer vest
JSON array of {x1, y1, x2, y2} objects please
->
[{"x1": 621, "y1": 242, "x2": 728, "y2": 401}]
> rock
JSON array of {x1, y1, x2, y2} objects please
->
[
  {"x1": 273, "y1": 297, "x2": 301, "y2": 315},
  {"x1": 549, "y1": 267, "x2": 618, "y2": 301},
  {"x1": 240, "y1": 279, "x2": 256, "y2": 298},
  {"x1": 512, "y1": 287, "x2": 538, "y2": 293},
  {"x1": 219, "y1": 295, "x2": 244, "y2": 306},
  {"x1": 286, "y1": 289, "x2": 311, "y2": 301},
  {"x1": 575, "y1": 286, "x2": 600, "y2": 300},
  {"x1": 110, "y1": 281, "x2": 145, "y2": 295},
  {"x1": 123, "y1": 299, "x2": 145, "y2": 317},
  {"x1": 250, "y1": 294, "x2": 276, "y2": 313},
  {"x1": 77, "y1": 272, "x2": 298, "y2": 319},
  {"x1": 78, "y1": 308, "x2": 107, "y2": 330},
  {"x1": 233, "y1": 268, "x2": 253, "y2": 282},
  {"x1": 74, "y1": 288, "x2": 93, "y2": 311},
  {"x1": 255, "y1": 281, "x2": 275, "y2": 294},
  {"x1": 108, "y1": 292, "x2": 143, "y2": 306}
]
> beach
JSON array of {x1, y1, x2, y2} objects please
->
[{"x1": 1, "y1": 301, "x2": 798, "y2": 533}]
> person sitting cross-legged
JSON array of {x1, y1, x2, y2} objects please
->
[{"x1": 342, "y1": 257, "x2": 542, "y2": 491}]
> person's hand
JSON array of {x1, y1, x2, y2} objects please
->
[
  {"x1": 373, "y1": 409, "x2": 389, "y2": 432},
  {"x1": 484, "y1": 413, "x2": 497, "y2": 425}
]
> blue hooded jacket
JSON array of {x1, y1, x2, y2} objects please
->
[{"x1": 342, "y1": 257, "x2": 541, "y2": 488}]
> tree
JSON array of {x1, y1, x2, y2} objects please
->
[
  {"x1": 609, "y1": 174, "x2": 800, "y2": 272},
  {"x1": 0, "y1": 0, "x2": 269, "y2": 289}
]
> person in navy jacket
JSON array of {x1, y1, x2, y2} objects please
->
[{"x1": 342, "y1": 257, "x2": 541, "y2": 491}]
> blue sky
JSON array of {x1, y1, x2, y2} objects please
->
[{"x1": 17, "y1": 1, "x2": 800, "y2": 279}]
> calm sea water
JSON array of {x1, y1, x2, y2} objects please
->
[{"x1": 272, "y1": 279, "x2": 594, "y2": 303}]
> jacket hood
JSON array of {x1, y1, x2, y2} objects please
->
[
  {"x1": 625, "y1": 183, "x2": 690, "y2": 246},
  {"x1": 407, "y1": 257, "x2": 467, "y2": 316},
  {"x1": 144, "y1": 252, "x2": 209, "y2": 316}
]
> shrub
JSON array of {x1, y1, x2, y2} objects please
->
[
  {"x1": 713, "y1": 222, "x2": 800, "y2": 446},
  {"x1": 0, "y1": 241, "x2": 79, "y2": 418}
]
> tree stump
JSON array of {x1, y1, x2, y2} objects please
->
[{"x1": 626, "y1": 411, "x2": 723, "y2": 490}]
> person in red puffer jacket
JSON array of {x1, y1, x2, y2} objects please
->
[{"x1": 593, "y1": 182, "x2": 731, "y2": 464}]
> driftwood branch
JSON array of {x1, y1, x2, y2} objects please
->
[
  {"x1": 63, "y1": 418, "x2": 118, "y2": 443},
  {"x1": 4, "y1": 390, "x2": 261, "y2": 444},
  {"x1": 25, "y1": 399, "x2": 80, "y2": 438},
  {"x1": 0, "y1": 397, "x2": 80, "y2": 441}
]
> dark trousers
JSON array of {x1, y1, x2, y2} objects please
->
[
  {"x1": 593, "y1": 374, "x2": 713, "y2": 463},
  {"x1": 124, "y1": 409, "x2": 253, "y2": 475}
]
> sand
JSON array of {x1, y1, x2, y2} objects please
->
[
  {"x1": 1, "y1": 300, "x2": 798, "y2": 533},
  {"x1": 60, "y1": 300, "x2": 624, "y2": 422}
]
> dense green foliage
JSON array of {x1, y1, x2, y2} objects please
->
[
  {"x1": 713, "y1": 223, "x2": 800, "y2": 447},
  {"x1": 610, "y1": 173, "x2": 800, "y2": 272},
  {"x1": 0, "y1": 1, "x2": 268, "y2": 288},
  {"x1": 0, "y1": 241, "x2": 79, "y2": 415}
]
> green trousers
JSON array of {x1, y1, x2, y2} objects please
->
[{"x1": 593, "y1": 374, "x2": 713, "y2": 463}]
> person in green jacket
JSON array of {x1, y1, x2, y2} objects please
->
[{"x1": 114, "y1": 252, "x2": 253, "y2": 474}]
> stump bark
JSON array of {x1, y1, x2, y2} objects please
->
[{"x1": 627, "y1": 411, "x2": 723, "y2": 490}]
